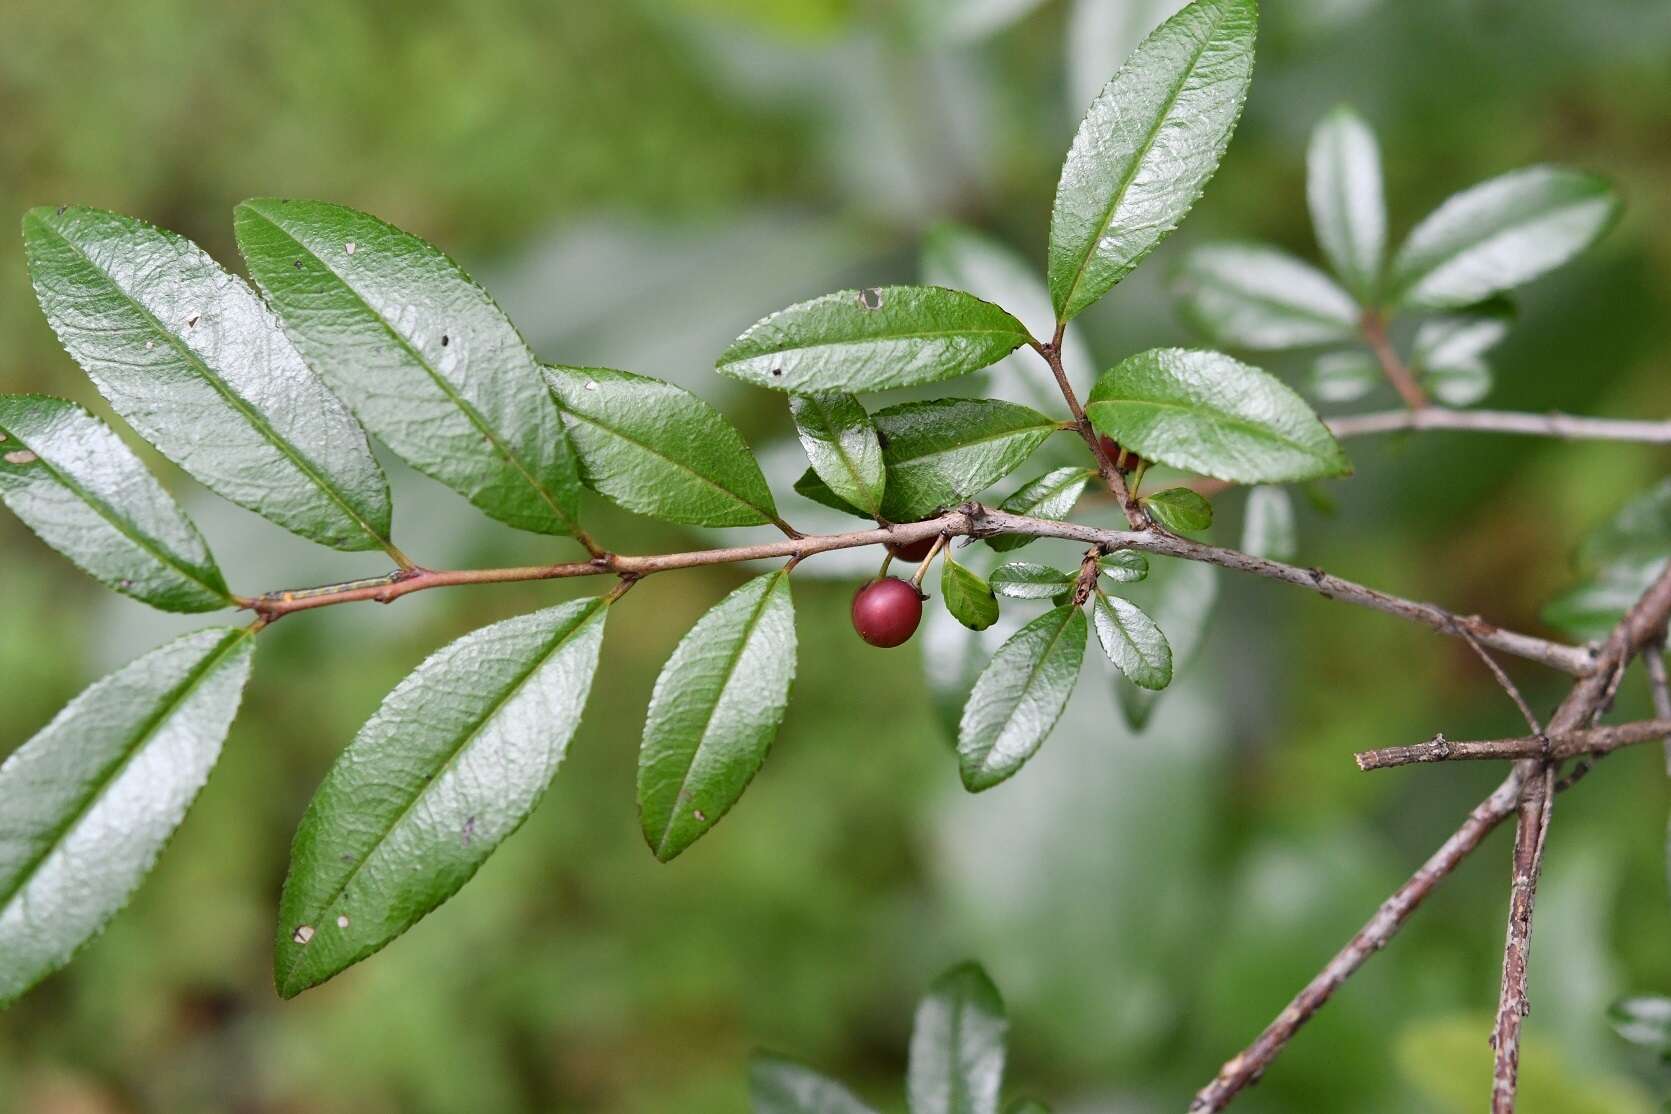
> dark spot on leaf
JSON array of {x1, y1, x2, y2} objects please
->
[
  {"x1": 186, "y1": 314, "x2": 200, "y2": 329},
  {"x1": 770, "y1": 367, "x2": 783, "y2": 378},
  {"x1": 461, "y1": 816, "x2": 477, "y2": 847},
  {"x1": 856, "y1": 287, "x2": 885, "y2": 311},
  {"x1": 56, "y1": 205, "x2": 67, "y2": 215},
  {"x1": 441, "y1": 334, "x2": 449, "y2": 347},
  {"x1": 339, "y1": 853, "x2": 355, "y2": 864},
  {"x1": 876, "y1": 431, "x2": 890, "y2": 449},
  {"x1": 293, "y1": 258, "x2": 303, "y2": 270}
]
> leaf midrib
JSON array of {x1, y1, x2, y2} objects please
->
[
  {"x1": 883, "y1": 420, "x2": 1058, "y2": 470},
  {"x1": 648, "y1": 574, "x2": 784, "y2": 859},
  {"x1": 973, "y1": 608, "x2": 1077, "y2": 776},
  {"x1": 32, "y1": 218, "x2": 390, "y2": 551},
  {"x1": 241, "y1": 205, "x2": 575, "y2": 533},
  {"x1": 1098, "y1": 594, "x2": 1165, "y2": 676},
  {"x1": 1089, "y1": 393, "x2": 1338, "y2": 466},
  {"x1": 555, "y1": 389, "x2": 774, "y2": 522},
  {"x1": 2, "y1": 419, "x2": 229, "y2": 605},
  {"x1": 0, "y1": 630, "x2": 247, "y2": 911},
  {"x1": 1057, "y1": 0, "x2": 1233, "y2": 316},
  {"x1": 1397, "y1": 193, "x2": 1607, "y2": 296},
  {"x1": 286, "y1": 602, "x2": 605, "y2": 951},
  {"x1": 804, "y1": 395, "x2": 883, "y2": 515}
]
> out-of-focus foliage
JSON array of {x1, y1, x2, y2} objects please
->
[{"x1": 2, "y1": 0, "x2": 1669, "y2": 1112}]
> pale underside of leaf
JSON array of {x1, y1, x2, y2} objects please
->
[
  {"x1": 0, "y1": 627, "x2": 254, "y2": 1005},
  {"x1": 907, "y1": 962, "x2": 1009, "y2": 1114},
  {"x1": 1174, "y1": 243, "x2": 1359, "y2": 350},
  {"x1": 750, "y1": 1054, "x2": 879, "y2": 1114},
  {"x1": 1092, "y1": 591, "x2": 1172, "y2": 690},
  {"x1": 275, "y1": 599, "x2": 608, "y2": 996}
]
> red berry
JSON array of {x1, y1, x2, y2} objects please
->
[
  {"x1": 887, "y1": 534, "x2": 938, "y2": 562},
  {"x1": 851, "y1": 577, "x2": 924, "y2": 648},
  {"x1": 1099, "y1": 435, "x2": 1142, "y2": 474}
]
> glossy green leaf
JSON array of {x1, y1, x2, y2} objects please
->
[
  {"x1": 1542, "y1": 560, "x2": 1662, "y2": 643},
  {"x1": 1388, "y1": 166, "x2": 1621, "y2": 310},
  {"x1": 0, "y1": 628, "x2": 254, "y2": 1006},
  {"x1": 875, "y1": 399, "x2": 1060, "y2": 522},
  {"x1": 908, "y1": 963, "x2": 1009, "y2": 1114},
  {"x1": 23, "y1": 206, "x2": 392, "y2": 552},
  {"x1": 959, "y1": 604, "x2": 1088, "y2": 790},
  {"x1": 639, "y1": 572, "x2": 797, "y2": 862},
  {"x1": 1174, "y1": 243, "x2": 1359, "y2": 350},
  {"x1": 750, "y1": 1054, "x2": 878, "y2": 1114},
  {"x1": 1099, "y1": 550, "x2": 1149, "y2": 582},
  {"x1": 235, "y1": 198, "x2": 582, "y2": 537},
  {"x1": 987, "y1": 467, "x2": 1092, "y2": 554},
  {"x1": 1048, "y1": 0, "x2": 1258, "y2": 321},
  {"x1": 793, "y1": 468, "x2": 870, "y2": 519},
  {"x1": 1112, "y1": 556, "x2": 1217, "y2": 730},
  {"x1": 1142, "y1": 486, "x2": 1214, "y2": 533},
  {"x1": 1609, "y1": 997, "x2": 1671, "y2": 1055},
  {"x1": 1577, "y1": 478, "x2": 1671, "y2": 573},
  {"x1": 0, "y1": 396, "x2": 230, "y2": 611},
  {"x1": 716, "y1": 286, "x2": 1031, "y2": 394},
  {"x1": 1307, "y1": 105, "x2": 1386, "y2": 302},
  {"x1": 275, "y1": 599, "x2": 608, "y2": 997},
  {"x1": 1309, "y1": 349, "x2": 1380, "y2": 403},
  {"x1": 544, "y1": 364, "x2": 778, "y2": 527},
  {"x1": 990, "y1": 563, "x2": 1076, "y2": 600},
  {"x1": 1545, "y1": 480, "x2": 1671, "y2": 641},
  {"x1": 1086, "y1": 348, "x2": 1352, "y2": 483},
  {"x1": 942, "y1": 553, "x2": 1000, "y2": 631},
  {"x1": 1241, "y1": 485, "x2": 1296, "y2": 560},
  {"x1": 1422, "y1": 360, "x2": 1492, "y2": 407},
  {"x1": 789, "y1": 392, "x2": 885, "y2": 517},
  {"x1": 1092, "y1": 591, "x2": 1172, "y2": 690}
]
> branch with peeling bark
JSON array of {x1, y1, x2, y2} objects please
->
[{"x1": 1354, "y1": 718, "x2": 1671, "y2": 769}]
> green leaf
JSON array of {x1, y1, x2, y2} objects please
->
[
  {"x1": 1099, "y1": 550, "x2": 1149, "y2": 583},
  {"x1": 990, "y1": 563, "x2": 1076, "y2": 600},
  {"x1": 1003, "y1": 1102, "x2": 1051, "y2": 1114},
  {"x1": 1388, "y1": 167, "x2": 1621, "y2": 310},
  {"x1": 789, "y1": 392, "x2": 885, "y2": 517},
  {"x1": 1309, "y1": 349, "x2": 1380, "y2": 403},
  {"x1": 1411, "y1": 297, "x2": 1513, "y2": 370},
  {"x1": 750, "y1": 1054, "x2": 878, "y2": 1114},
  {"x1": 1422, "y1": 360, "x2": 1493, "y2": 407},
  {"x1": 1174, "y1": 244, "x2": 1359, "y2": 350},
  {"x1": 1609, "y1": 997, "x2": 1671, "y2": 1055},
  {"x1": 793, "y1": 468, "x2": 871, "y2": 519},
  {"x1": 235, "y1": 198, "x2": 583, "y2": 537},
  {"x1": 908, "y1": 963, "x2": 1009, "y2": 1114},
  {"x1": 1141, "y1": 486, "x2": 1214, "y2": 533},
  {"x1": 1092, "y1": 591, "x2": 1172, "y2": 690},
  {"x1": 1241, "y1": 485, "x2": 1296, "y2": 560},
  {"x1": 958, "y1": 604, "x2": 1088, "y2": 790},
  {"x1": 1307, "y1": 105, "x2": 1386, "y2": 302},
  {"x1": 1086, "y1": 348, "x2": 1352, "y2": 484},
  {"x1": 716, "y1": 286, "x2": 1031, "y2": 393},
  {"x1": 543, "y1": 365, "x2": 778, "y2": 528},
  {"x1": 1542, "y1": 560, "x2": 1662, "y2": 643},
  {"x1": 1047, "y1": 0, "x2": 1258, "y2": 322},
  {"x1": 987, "y1": 468, "x2": 1092, "y2": 553},
  {"x1": 1111, "y1": 557, "x2": 1218, "y2": 730},
  {"x1": 23, "y1": 206, "x2": 392, "y2": 552},
  {"x1": 275, "y1": 599, "x2": 608, "y2": 997},
  {"x1": 0, "y1": 396, "x2": 231, "y2": 611},
  {"x1": 638, "y1": 572, "x2": 797, "y2": 862},
  {"x1": 0, "y1": 627, "x2": 254, "y2": 1006},
  {"x1": 942, "y1": 553, "x2": 1000, "y2": 631},
  {"x1": 1577, "y1": 478, "x2": 1671, "y2": 572},
  {"x1": 875, "y1": 399, "x2": 1060, "y2": 522}
]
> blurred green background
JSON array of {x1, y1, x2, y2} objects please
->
[{"x1": 3, "y1": 0, "x2": 1670, "y2": 1111}]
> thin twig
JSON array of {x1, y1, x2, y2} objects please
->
[
  {"x1": 1454, "y1": 622, "x2": 1544, "y2": 735},
  {"x1": 1327, "y1": 407, "x2": 1671, "y2": 444},
  {"x1": 1491, "y1": 768, "x2": 1554, "y2": 1113},
  {"x1": 1361, "y1": 310, "x2": 1429, "y2": 410},
  {"x1": 1190, "y1": 561, "x2": 1671, "y2": 1113},
  {"x1": 1353, "y1": 719, "x2": 1671, "y2": 769},
  {"x1": 1645, "y1": 643, "x2": 1671, "y2": 778},
  {"x1": 1030, "y1": 329, "x2": 1146, "y2": 528}
]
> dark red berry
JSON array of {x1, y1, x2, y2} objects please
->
[
  {"x1": 887, "y1": 534, "x2": 938, "y2": 562},
  {"x1": 1099, "y1": 435, "x2": 1143, "y2": 474},
  {"x1": 851, "y1": 577, "x2": 923, "y2": 648}
]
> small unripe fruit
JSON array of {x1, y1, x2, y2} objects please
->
[
  {"x1": 851, "y1": 577, "x2": 924, "y2": 648},
  {"x1": 1099, "y1": 435, "x2": 1143, "y2": 474},
  {"x1": 887, "y1": 534, "x2": 938, "y2": 562}
]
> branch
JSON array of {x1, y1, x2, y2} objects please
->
[
  {"x1": 1645, "y1": 644, "x2": 1671, "y2": 777},
  {"x1": 1353, "y1": 719, "x2": 1671, "y2": 770},
  {"x1": 1030, "y1": 329, "x2": 1147, "y2": 529},
  {"x1": 244, "y1": 507, "x2": 1590, "y2": 677},
  {"x1": 1491, "y1": 767, "x2": 1554, "y2": 1113},
  {"x1": 1327, "y1": 407, "x2": 1671, "y2": 444},
  {"x1": 1190, "y1": 560, "x2": 1671, "y2": 1113},
  {"x1": 1361, "y1": 310, "x2": 1429, "y2": 410}
]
